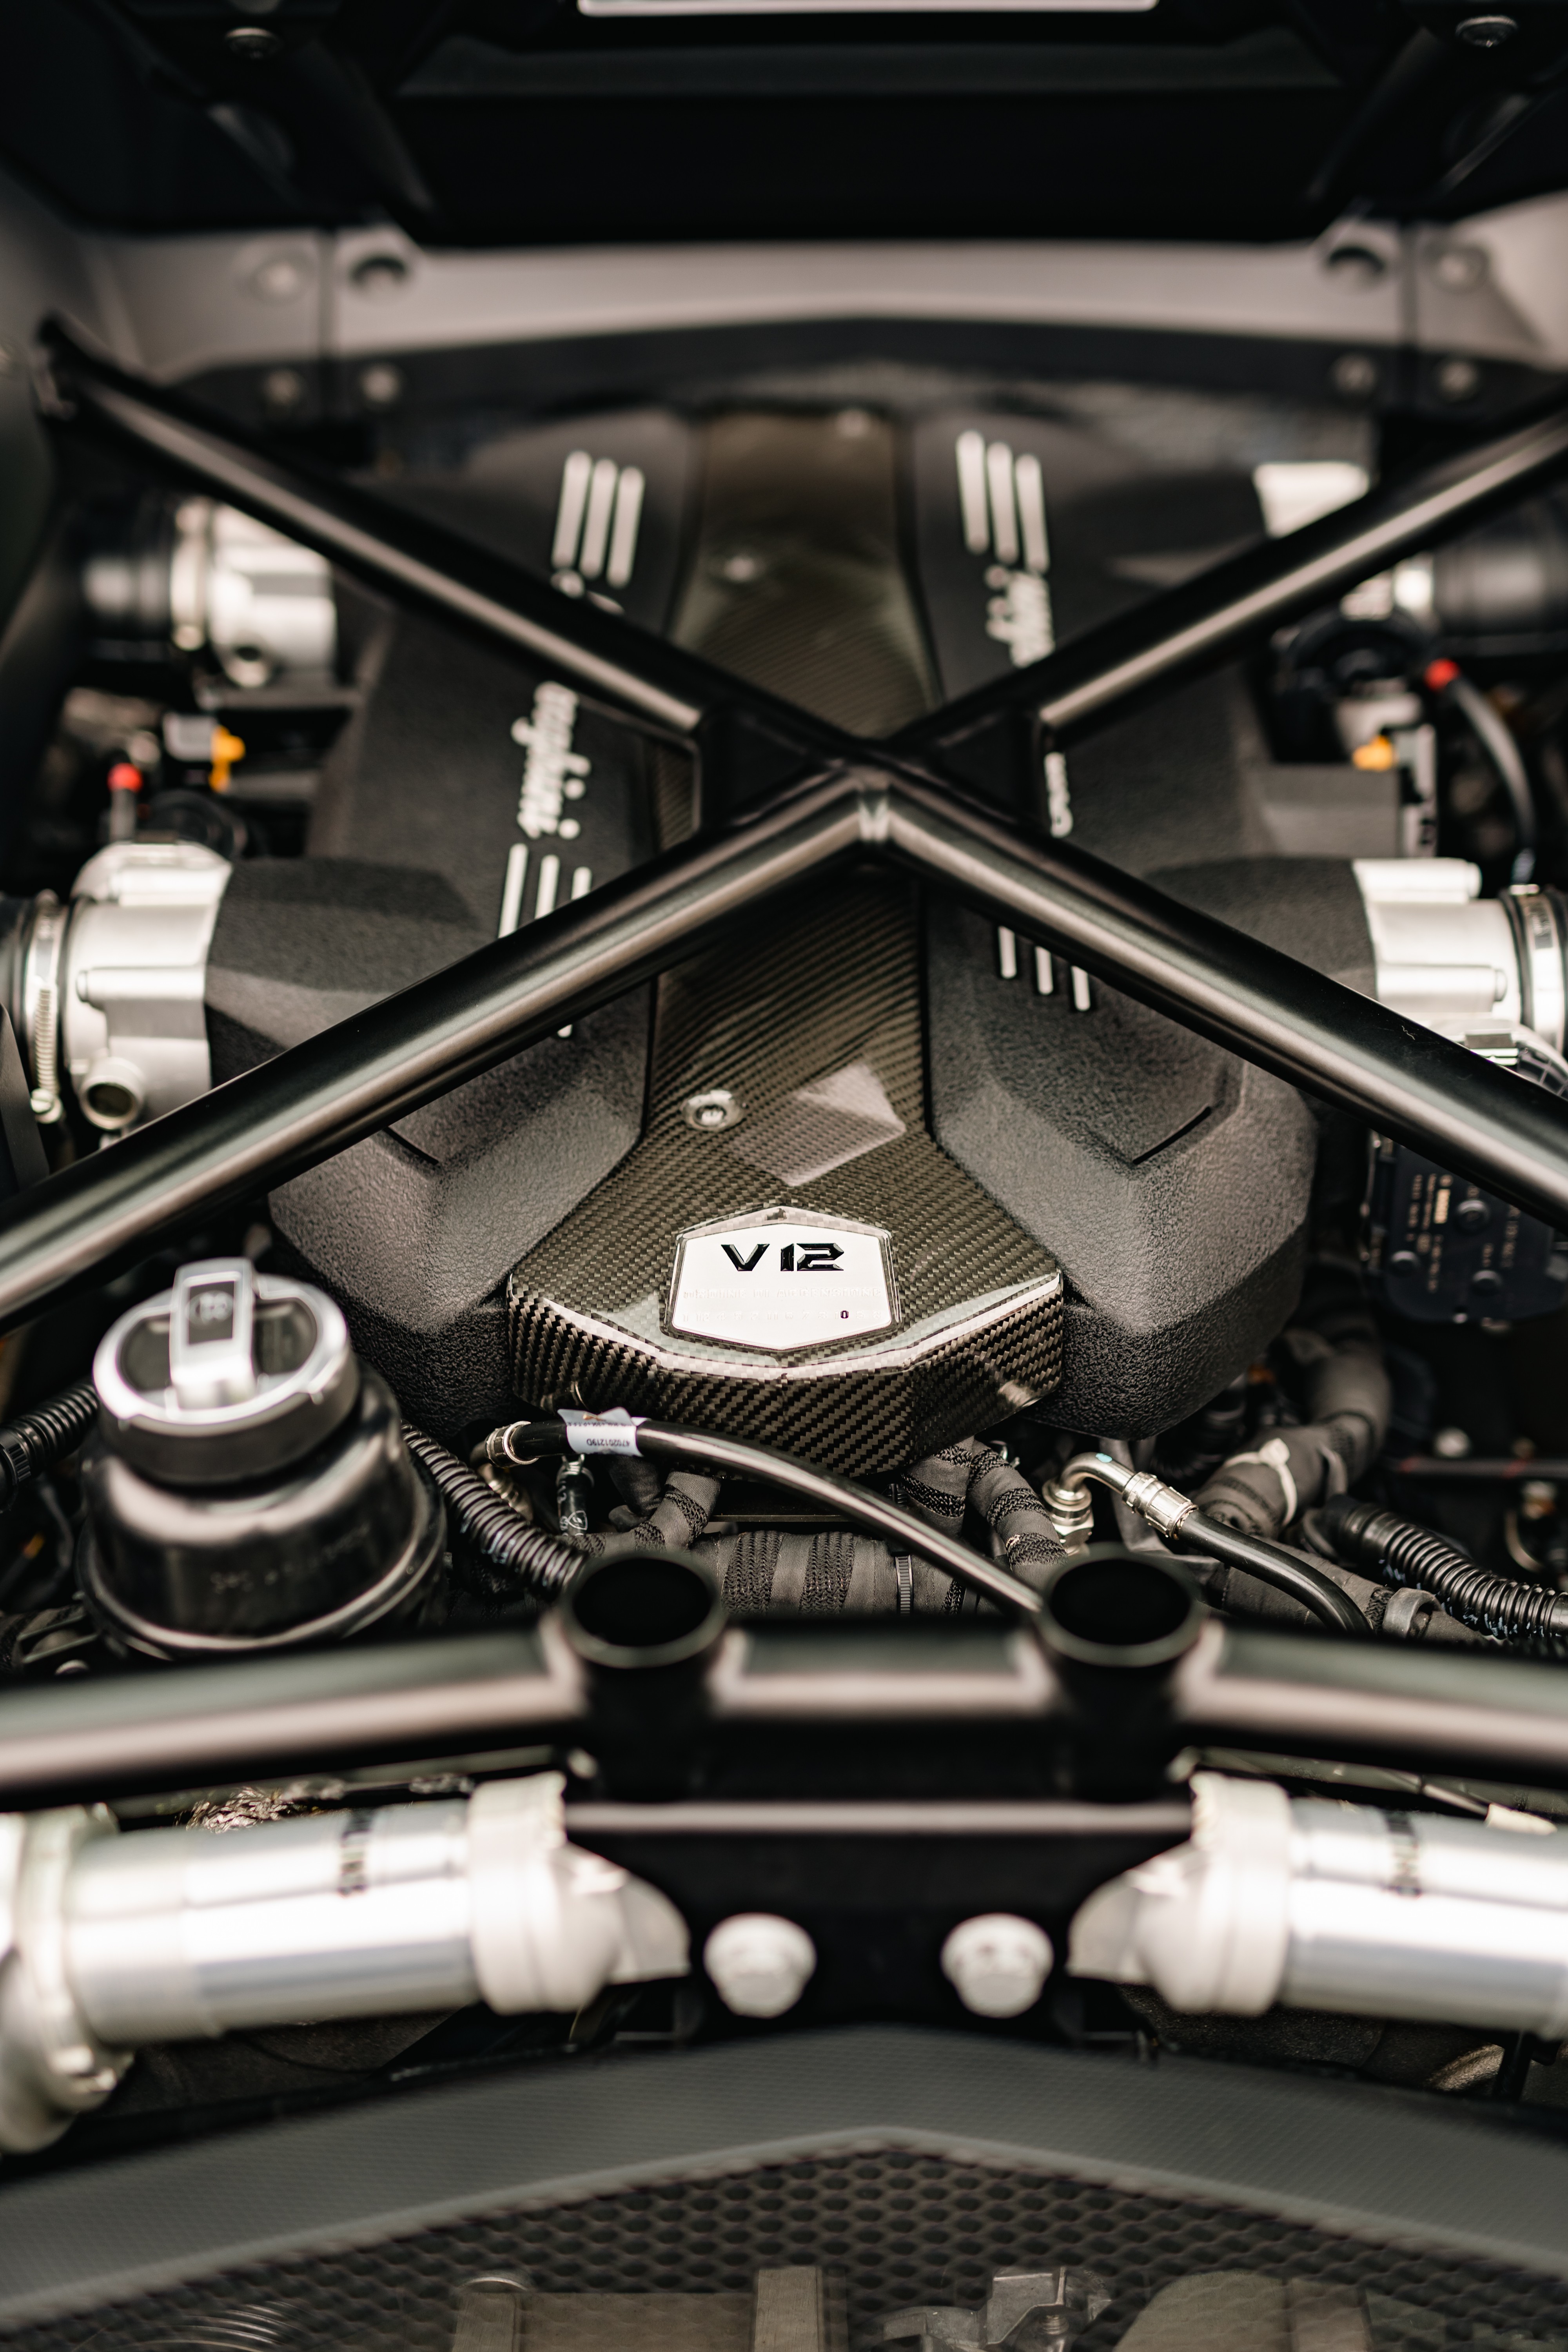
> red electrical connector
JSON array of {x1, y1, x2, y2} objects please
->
[{"x1": 107, "y1": 760, "x2": 143, "y2": 841}]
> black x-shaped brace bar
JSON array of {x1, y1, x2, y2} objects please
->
[{"x1": 2, "y1": 333, "x2": 1567, "y2": 1337}]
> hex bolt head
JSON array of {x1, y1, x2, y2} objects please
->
[
  {"x1": 682, "y1": 1089, "x2": 743, "y2": 1132},
  {"x1": 261, "y1": 367, "x2": 305, "y2": 416},
  {"x1": 1330, "y1": 352, "x2": 1379, "y2": 403},
  {"x1": 1456, "y1": 15, "x2": 1518, "y2": 44},
  {"x1": 941, "y1": 1914, "x2": 1053, "y2": 2018},
  {"x1": 1435, "y1": 356, "x2": 1482, "y2": 406},
  {"x1": 225, "y1": 25, "x2": 281, "y2": 61},
  {"x1": 1041, "y1": 1481, "x2": 1094, "y2": 1550},
  {"x1": 359, "y1": 364, "x2": 404, "y2": 412},
  {"x1": 704, "y1": 1914, "x2": 816, "y2": 2017},
  {"x1": 1432, "y1": 244, "x2": 1488, "y2": 292}
]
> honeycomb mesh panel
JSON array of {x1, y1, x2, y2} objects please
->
[{"x1": 8, "y1": 2145, "x2": 1568, "y2": 2352}]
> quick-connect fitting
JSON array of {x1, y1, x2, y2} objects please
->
[
  {"x1": 1055, "y1": 1454, "x2": 1368, "y2": 1636},
  {"x1": 1055, "y1": 1454, "x2": 1195, "y2": 1542}
]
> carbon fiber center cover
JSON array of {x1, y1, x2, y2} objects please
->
[{"x1": 508, "y1": 879, "x2": 1063, "y2": 1472}]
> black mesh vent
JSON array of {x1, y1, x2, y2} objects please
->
[{"x1": 7, "y1": 2145, "x2": 1567, "y2": 2352}]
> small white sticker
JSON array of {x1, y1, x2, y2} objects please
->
[
  {"x1": 560, "y1": 1407, "x2": 645, "y2": 1456},
  {"x1": 666, "y1": 1209, "x2": 897, "y2": 1353}
]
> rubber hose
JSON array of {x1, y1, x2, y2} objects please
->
[
  {"x1": 402, "y1": 1426, "x2": 581, "y2": 1601},
  {"x1": 1321, "y1": 1494, "x2": 1568, "y2": 1644},
  {"x1": 1446, "y1": 671, "x2": 1538, "y2": 878},
  {"x1": 1190, "y1": 1544, "x2": 1483, "y2": 1642},
  {"x1": 484, "y1": 1418, "x2": 1038, "y2": 1615},
  {"x1": 967, "y1": 1448, "x2": 1065, "y2": 1591},
  {"x1": 0, "y1": 1379, "x2": 97, "y2": 1510},
  {"x1": 895, "y1": 1438, "x2": 1063, "y2": 1591},
  {"x1": 1181, "y1": 1509, "x2": 1370, "y2": 1635},
  {"x1": 578, "y1": 1468, "x2": 721, "y2": 1560}
]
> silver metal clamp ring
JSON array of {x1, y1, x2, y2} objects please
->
[{"x1": 21, "y1": 893, "x2": 67, "y2": 1125}]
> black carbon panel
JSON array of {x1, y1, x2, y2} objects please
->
[
  {"x1": 11, "y1": 2146, "x2": 1567, "y2": 2352},
  {"x1": 669, "y1": 412, "x2": 937, "y2": 739},
  {"x1": 508, "y1": 881, "x2": 1062, "y2": 1475}
]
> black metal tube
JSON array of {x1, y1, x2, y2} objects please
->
[
  {"x1": 46, "y1": 334, "x2": 853, "y2": 769},
  {"x1": 487, "y1": 1417, "x2": 1042, "y2": 1615},
  {"x1": 10, "y1": 1607, "x2": 1568, "y2": 1806},
  {"x1": 1, "y1": 774, "x2": 1568, "y2": 1330},
  {"x1": 0, "y1": 1632, "x2": 585, "y2": 1804},
  {"x1": 0, "y1": 774, "x2": 864, "y2": 1329},
  {"x1": 901, "y1": 393, "x2": 1568, "y2": 759},
  {"x1": 1394, "y1": 1457, "x2": 1568, "y2": 1483},
  {"x1": 1053, "y1": 1450, "x2": 1368, "y2": 1635}
]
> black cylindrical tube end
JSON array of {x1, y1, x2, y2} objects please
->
[
  {"x1": 557, "y1": 1549, "x2": 726, "y2": 1795},
  {"x1": 1038, "y1": 1545, "x2": 1206, "y2": 1675},
  {"x1": 561, "y1": 1549, "x2": 726, "y2": 1674},
  {"x1": 1036, "y1": 1545, "x2": 1205, "y2": 1799}
]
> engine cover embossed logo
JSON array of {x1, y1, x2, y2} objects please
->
[{"x1": 665, "y1": 1207, "x2": 898, "y2": 1353}]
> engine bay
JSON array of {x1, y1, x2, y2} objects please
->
[
  {"x1": 5, "y1": 17, "x2": 1568, "y2": 2334},
  {"x1": 10, "y1": 356, "x2": 1568, "y2": 1600}
]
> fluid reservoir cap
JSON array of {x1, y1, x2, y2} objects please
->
[{"x1": 94, "y1": 1258, "x2": 358, "y2": 1487}]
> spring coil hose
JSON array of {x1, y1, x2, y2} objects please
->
[
  {"x1": 402, "y1": 1427, "x2": 581, "y2": 1601},
  {"x1": 0, "y1": 1378, "x2": 98, "y2": 1509},
  {"x1": 1321, "y1": 1494, "x2": 1568, "y2": 1645}
]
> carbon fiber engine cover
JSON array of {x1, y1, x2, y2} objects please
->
[{"x1": 508, "y1": 879, "x2": 1062, "y2": 1473}]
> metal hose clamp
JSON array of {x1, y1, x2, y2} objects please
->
[
  {"x1": 1503, "y1": 885, "x2": 1568, "y2": 1056},
  {"x1": 21, "y1": 893, "x2": 67, "y2": 1124}
]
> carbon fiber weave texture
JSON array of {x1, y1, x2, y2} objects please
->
[{"x1": 508, "y1": 881, "x2": 1063, "y2": 1475}]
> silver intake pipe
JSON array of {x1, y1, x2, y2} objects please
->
[
  {"x1": 1070, "y1": 1770, "x2": 1568, "y2": 2033},
  {"x1": 0, "y1": 1773, "x2": 686, "y2": 2153},
  {"x1": 1353, "y1": 858, "x2": 1568, "y2": 1053}
]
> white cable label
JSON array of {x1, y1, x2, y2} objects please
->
[
  {"x1": 1225, "y1": 1437, "x2": 1298, "y2": 1528},
  {"x1": 560, "y1": 1407, "x2": 645, "y2": 1457}
]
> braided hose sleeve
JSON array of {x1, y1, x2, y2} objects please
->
[
  {"x1": 486, "y1": 1419, "x2": 1038, "y2": 1614},
  {"x1": 966, "y1": 1450, "x2": 1065, "y2": 1592},
  {"x1": 1057, "y1": 1454, "x2": 1368, "y2": 1634},
  {"x1": 0, "y1": 1379, "x2": 98, "y2": 1510},
  {"x1": 576, "y1": 1470, "x2": 722, "y2": 1561},
  {"x1": 401, "y1": 1427, "x2": 581, "y2": 1601},
  {"x1": 891, "y1": 1439, "x2": 985, "y2": 1536},
  {"x1": 1321, "y1": 1494, "x2": 1568, "y2": 1645},
  {"x1": 1182, "y1": 1512, "x2": 1370, "y2": 1635},
  {"x1": 695, "y1": 1526, "x2": 966, "y2": 1615}
]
